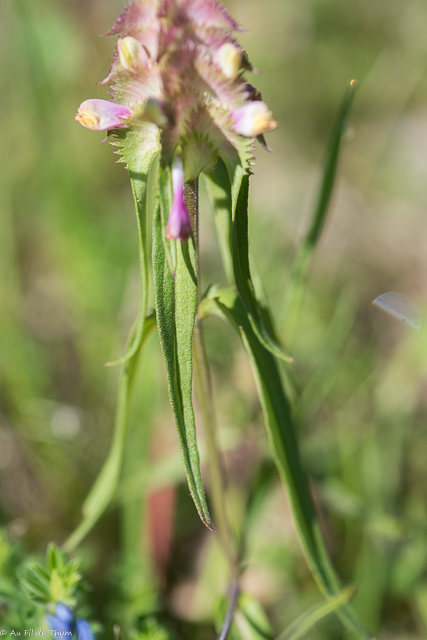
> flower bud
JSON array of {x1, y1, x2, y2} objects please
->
[
  {"x1": 231, "y1": 101, "x2": 277, "y2": 137},
  {"x1": 118, "y1": 36, "x2": 149, "y2": 71},
  {"x1": 75, "y1": 99, "x2": 131, "y2": 131},
  {"x1": 166, "y1": 158, "x2": 192, "y2": 241},
  {"x1": 215, "y1": 42, "x2": 242, "y2": 80}
]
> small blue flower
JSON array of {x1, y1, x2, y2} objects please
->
[
  {"x1": 76, "y1": 619, "x2": 94, "y2": 640},
  {"x1": 46, "y1": 603, "x2": 74, "y2": 633},
  {"x1": 46, "y1": 603, "x2": 94, "y2": 639}
]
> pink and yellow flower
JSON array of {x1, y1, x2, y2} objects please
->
[{"x1": 75, "y1": 99, "x2": 131, "y2": 131}]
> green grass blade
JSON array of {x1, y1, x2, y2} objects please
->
[
  {"x1": 237, "y1": 592, "x2": 274, "y2": 640},
  {"x1": 204, "y1": 160, "x2": 293, "y2": 363},
  {"x1": 282, "y1": 80, "x2": 357, "y2": 340},
  {"x1": 152, "y1": 205, "x2": 213, "y2": 531},
  {"x1": 64, "y1": 314, "x2": 156, "y2": 552},
  {"x1": 199, "y1": 286, "x2": 374, "y2": 640},
  {"x1": 277, "y1": 586, "x2": 357, "y2": 640},
  {"x1": 306, "y1": 80, "x2": 357, "y2": 249},
  {"x1": 233, "y1": 176, "x2": 293, "y2": 363}
]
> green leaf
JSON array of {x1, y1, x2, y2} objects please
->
[
  {"x1": 46, "y1": 543, "x2": 65, "y2": 574},
  {"x1": 282, "y1": 80, "x2": 357, "y2": 340},
  {"x1": 204, "y1": 159, "x2": 293, "y2": 363},
  {"x1": 20, "y1": 563, "x2": 51, "y2": 602},
  {"x1": 152, "y1": 204, "x2": 213, "y2": 531},
  {"x1": 64, "y1": 314, "x2": 157, "y2": 552},
  {"x1": 26, "y1": 565, "x2": 50, "y2": 588},
  {"x1": 233, "y1": 175, "x2": 293, "y2": 363},
  {"x1": 306, "y1": 81, "x2": 357, "y2": 250},
  {"x1": 204, "y1": 159, "x2": 234, "y2": 284},
  {"x1": 20, "y1": 578, "x2": 48, "y2": 601},
  {"x1": 199, "y1": 286, "x2": 374, "y2": 640},
  {"x1": 130, "y1": 617, "x2": 172, "y2": 640},
  {"x1": 236, "y1": 593, "x2": 273, "y2": 640},
  {"x1": 106, "y1": 122, "x2": 160, "y2": 367},
  {"x1": 277, "y1": 586, "x2": 357, "y2": 640}
]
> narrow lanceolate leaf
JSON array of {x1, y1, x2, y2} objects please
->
[
  {"x1": 282, "y1": 80, "x2": 357, "y2": 339},
  {"x1": 204, "y1": 159, "x2": 293, "y2": 363},
  {"x1": 107, "y1": 122, "x2": 160, "y2": 367},
  {"x1": 306, "y1": 80, "x2": 357, "y2": 249},
  {"x1": 277, "y1": 586, "x2": 357, "y2": 640},
  {"x1": 64, "y1": 314, "x2": 156, "y2": 552},
  {"x1": 152, "y1": 205, "x2": 213, "y2": 531},
  {"x1": 199, "y1": 286, "x2": 374, "y2": 640}
]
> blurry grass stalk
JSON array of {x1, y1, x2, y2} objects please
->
[
  {"x1": 189, "y1": 179, "x2": 238, "y2": 581},
  {"x1": 64, "y1": 315, "x2": 156, "y2": 553},
  {"x1": 281, "y1": 80, "x2": 357, "y2": 346},
  {"x1": 121, "y1": 336, "x2": 158, "y2": 568},
  {"x1": 277, "y1": 586, "x2": 357, "y2": 640}
]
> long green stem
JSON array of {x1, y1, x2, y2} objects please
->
[{"x1": 185, "y1": 180, "x2": 237, "y2": 578}]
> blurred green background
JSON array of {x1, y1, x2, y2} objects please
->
[{"x1": 2, "y1": 0, "x2": 427, "y2": 638}]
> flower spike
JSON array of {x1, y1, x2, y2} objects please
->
[
  {"x1": 75, "y1": 99, "x2": 131, "y2": 131},
  {"x1": 76, "y1": 0, "x2": 278, "y2": 178},
  {"x1": 166, "y1": 157, "x2": 192, "y2": 241}
]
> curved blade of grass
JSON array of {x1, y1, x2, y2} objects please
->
[
  {"x1": 64, "y1": 314, "x2": 156, "y2": 552},
  {"x1": 282, "y1": 80, "x2": 357, "y2": 340},
  {"x1": 106, "y1": 124, "x2": 160, "y2": 367},
  {"x1": 233, "y1": 176, "x2": 293, "y2": 363},
  {"x1": 199, "y1": 286, "x2": 374, "y2": 640},
  {"x1": 204, "y1": 160, "x2": 293, "y2": 363},
  {"x1": 277, "y1": 586, "x2": 357, "y2": 640},
  {"x1": 152, "y1": 203, "x2": 213, "y2": 531}
]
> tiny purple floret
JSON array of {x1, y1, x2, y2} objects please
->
[
  {"x1": 166, "y1": 158, "x2": 192, "y2": 241},
  {"x1": 75, "y1": 99, "x2": 131, "y2": 131}
]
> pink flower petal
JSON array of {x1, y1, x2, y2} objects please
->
[
  {"x1": 180, "y1": 0, "x2": 245, "y2": 32},
  {"x1": 231, "y1": 101, "x2": 277, "y2": 138},
  {"x1": 166, "y1": 158, "x2": 192, "y2": 241},
  {"x1": 75, "y1": 99, "x2": 131, "y2": 131}
]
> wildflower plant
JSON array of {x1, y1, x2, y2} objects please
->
[
  {"x1": 0, "y1": 540, "x2": 95, "y2": 637},
  {"x1": 67, "y1": 0, "x2": 373, "y2": 638}
]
